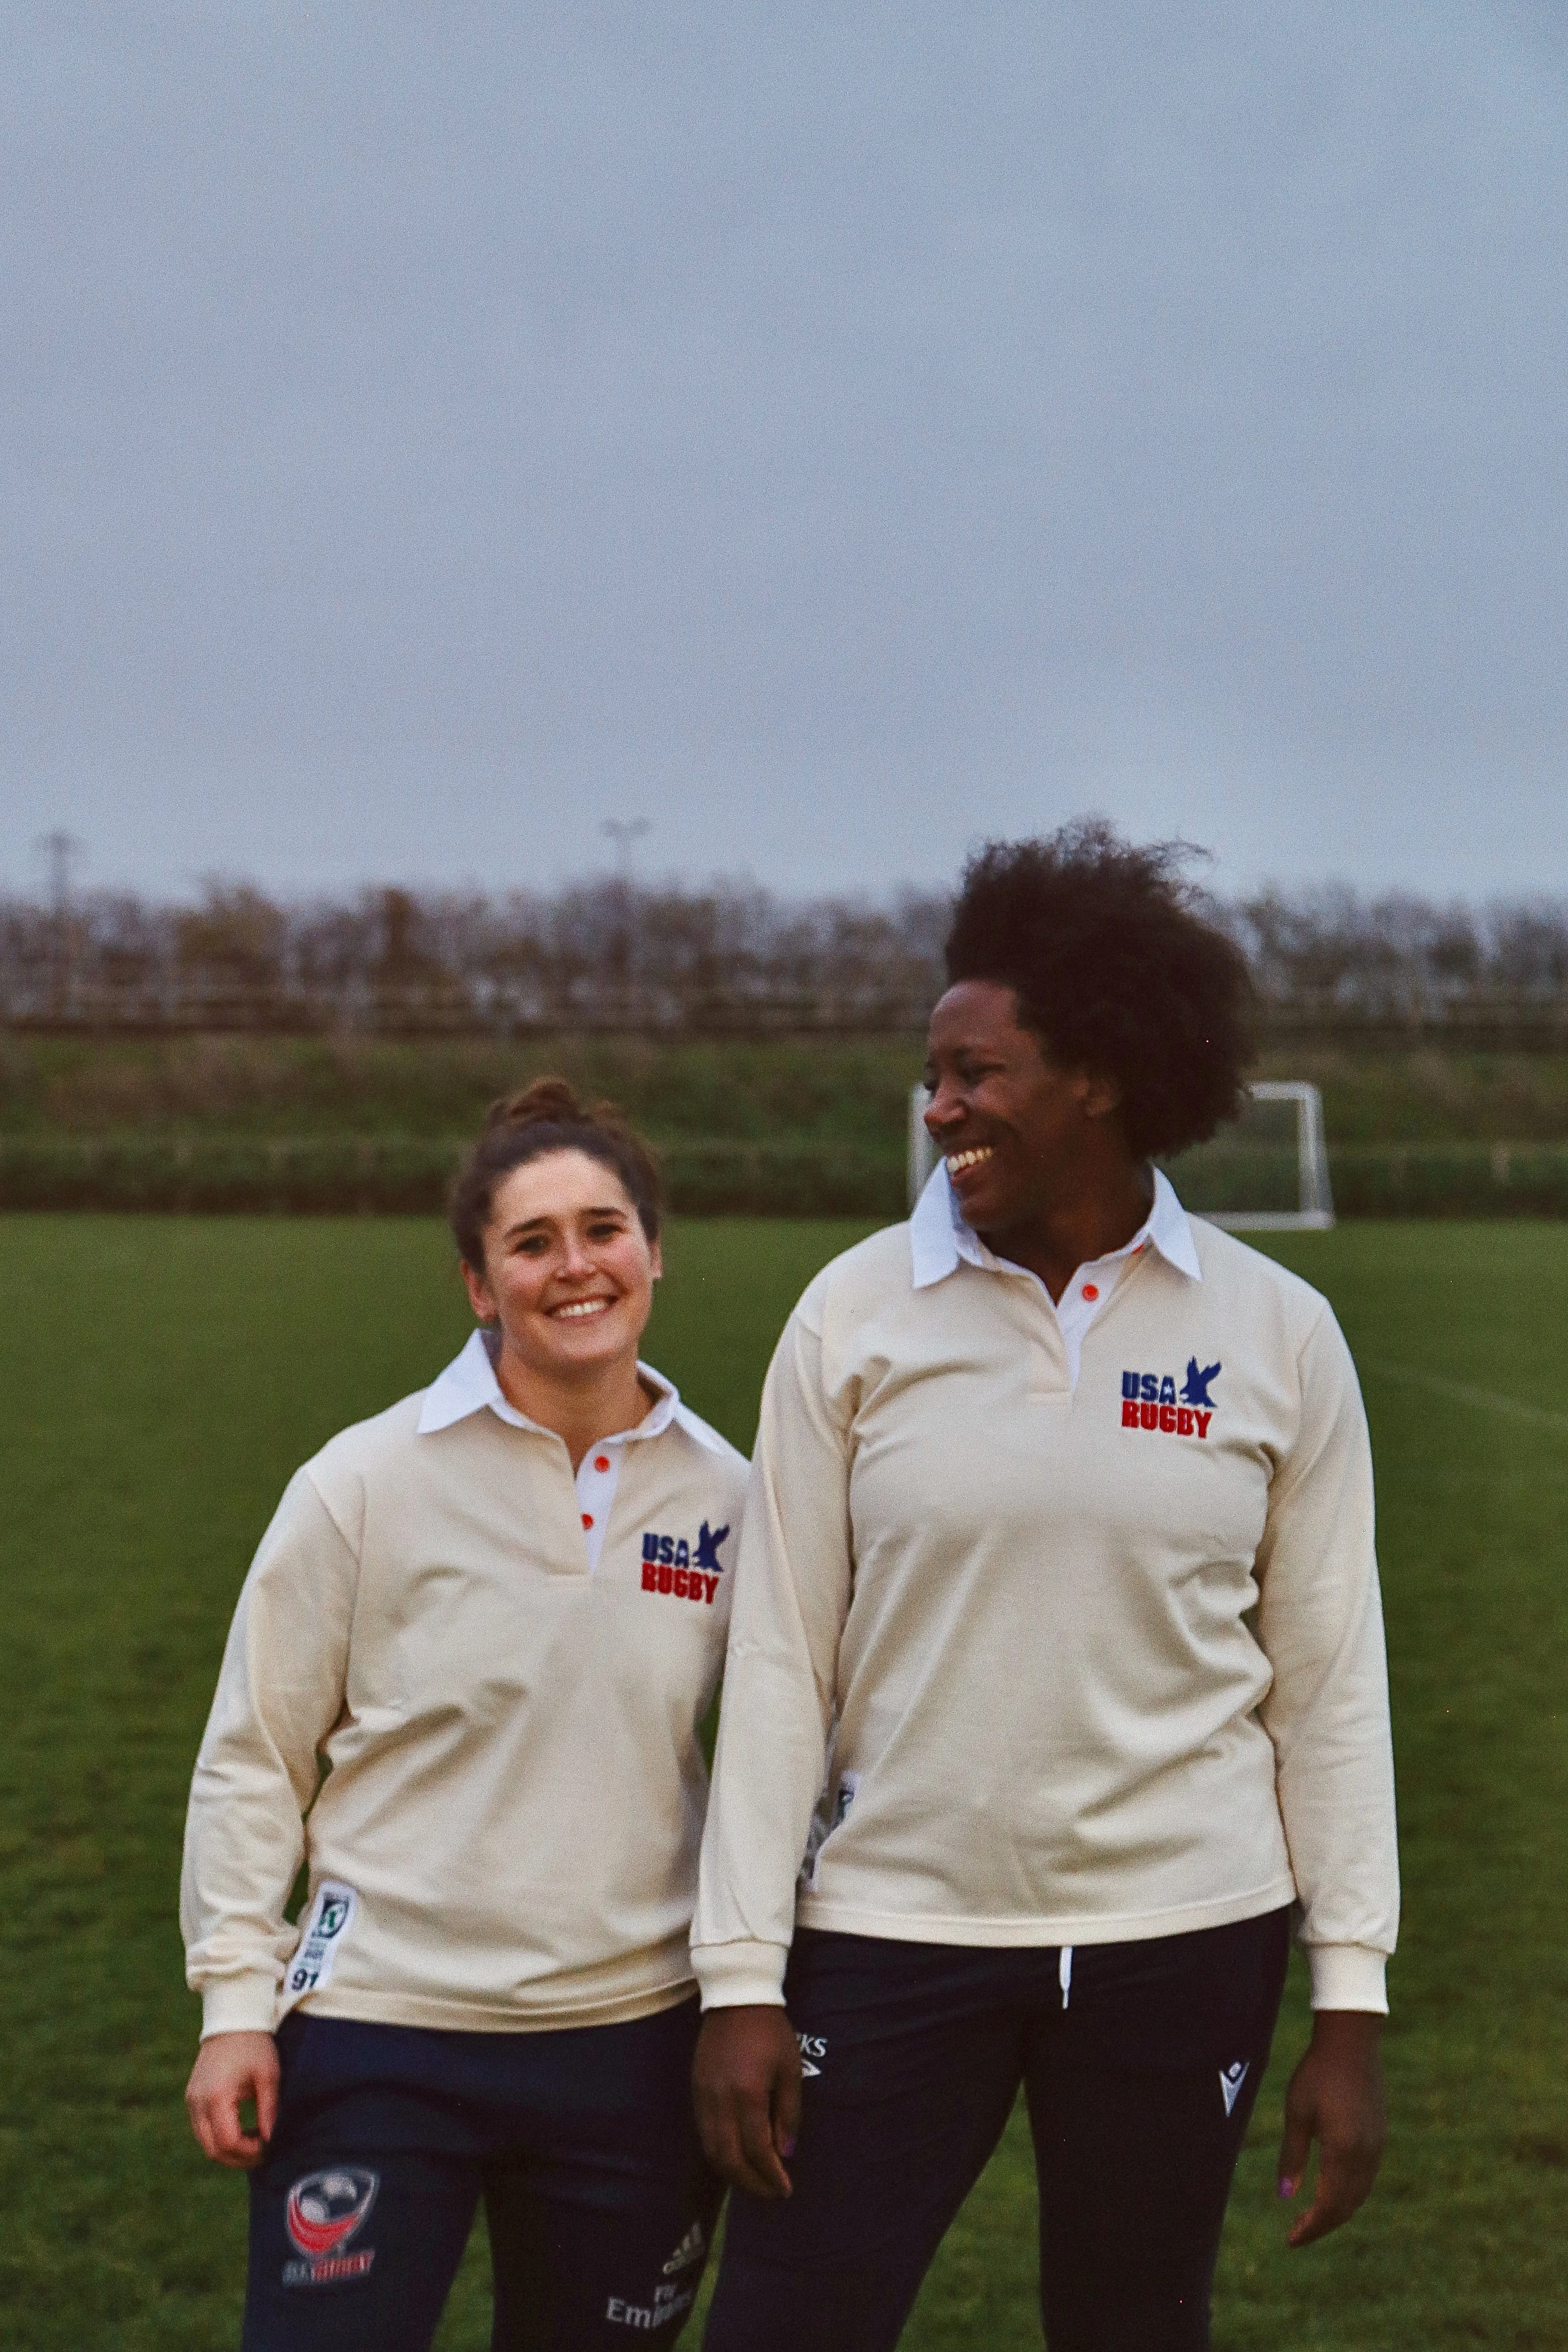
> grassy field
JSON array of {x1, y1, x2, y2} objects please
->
[{"x1": 1, "y1": 1215, "x2": 1566, "y2": 2347}]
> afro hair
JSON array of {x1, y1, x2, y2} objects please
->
[{"x1": 943, "y1": 821, "x2": 1255, "y2": 1160}]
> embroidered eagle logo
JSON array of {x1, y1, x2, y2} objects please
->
[
  {"x1": 1180, "y1": 1357, "x2": 1222, "y2": 1409},
  {"x1": 695, "y1": 1520, "x2": 731, "y2": 1572}
]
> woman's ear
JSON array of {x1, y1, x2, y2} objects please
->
[
  {"x1": 1081, "y1": 1069, "x2": 1123, "y2": 1121},
  {"x1": 461, "y1": 1255, "x2": 497, "y2": 1322},
  {"x1": 650, "y1": 1237, "x2": 664, "y2": 1282}
]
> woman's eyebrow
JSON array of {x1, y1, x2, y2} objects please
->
[{"x1": 500, "y1": 1205, "x2": 629, "y2": 1238}]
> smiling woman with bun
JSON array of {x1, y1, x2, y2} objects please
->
[
  {"x1": 691, "y1": 825, "x2": 1398, "y2": 2352},
  {"x1": 181, "y1": 1079, "x2": 746, "y2": 2352}
]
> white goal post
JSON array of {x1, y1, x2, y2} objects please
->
[{"x1": 907, "y1": 1078, "x2": 1335, "y2": 1231}]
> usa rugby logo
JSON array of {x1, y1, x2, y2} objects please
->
[
  {"x1": 282, "y1": 2167, "x2": 379, "y2": 2287},
  {"x1": 640, "y1": 1519, "x2": 729, "y2": 1607},
  {"x1": 1121, "y1": 1358, "x2": 1221, "y2": 1439}
]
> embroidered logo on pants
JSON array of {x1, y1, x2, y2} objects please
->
[
  {"x1": 797, "y1": 2032, "x2": 827, "y2": 2078},
  {"x1": 282, "y1": 2167, "x2": 379, "y2": 2287},
  {"x1": 1219, "y1": 2061, "x2": 1250, "y2": 2117},
  {"x1": 607, "y1": 2283, "x2": 696, "y2": 2329},
  {"x1": 663, "y1": 2221, "x2": 707, "y2": 2275}
]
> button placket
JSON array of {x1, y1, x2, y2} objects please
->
[
  {"x1": 1016, "y1": 1283, "x2": 1072, "y2": 1406},
  {"x1": 1048, "y1": 1249, "x2": 1139, "y2": 1391},
  {"x1": 573, "y1": 1444, "x2": 625, "y2": 1573}
]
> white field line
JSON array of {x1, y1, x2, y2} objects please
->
[{"x1": 1363, "y1": 1357, "x2": 1568, "y2": 1437}]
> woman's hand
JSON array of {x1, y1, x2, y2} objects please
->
[
  {"x1": 1277, "y1": 2010, "x2": 1386, "y2": 2246},
  {"x1": 185, "y1": 2030, "x2": 281, "y2": 2168},
  {"x1": 692, "y1": 2006, "x2": 802, "y2": 2199}
]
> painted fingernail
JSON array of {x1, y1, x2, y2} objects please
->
[
  {"x1": 1278, "y1": 2178, "x2": 1295, "y2": 2199},
  {"x1": 782, "y1": 2137, "x2": 797, "y2": 2157}
]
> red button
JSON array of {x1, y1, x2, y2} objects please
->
[
  {"x1": 594, "y1": 1455, "x2": 610, "y2": 1472},
  {"x1": 1082, "y1": 1283, "x2": 1099, "y2": 1301},
  {"x1": 581, "y1": 1512, "x2": 593, "y2": 1529}
]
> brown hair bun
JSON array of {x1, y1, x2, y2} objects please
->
[
  {"x1": 483, "y1": 1077, "x2": 589, "y2": 1132},
  {"x1": 450, "y1": 1075, "x2": 663, "y2": 1268}
]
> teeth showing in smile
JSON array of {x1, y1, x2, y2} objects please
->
[
  {"x1": 946, "y1": 1146, "x2": 994, "y2": 1174},
  {"x1": 552, "y1": 1298, "x2": 612, "y2": 1319}
]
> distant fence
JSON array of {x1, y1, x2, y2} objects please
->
[
  {"x1": 4, "y1": 878, "x2": 1568, "y2": 1041},
  {"x1": 0, "y1": 883, "x2": 949, "y2": 1038},
  {"x1": 2, "y1": 1135, "x2": 1566, "y2": 1218}
]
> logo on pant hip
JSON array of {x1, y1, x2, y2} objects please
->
[
  {"x1": 663, "y1": 2220, "x2": 707, "y2": 2274},
  {"x1": 1219, "y1": 2060, "x2": 1250, "y2": 2117},
  {"x1": 282, "y1": 2166, "x2": 379, "y2": 2287},
  {"x1": 607, "y1": 2282, "x2": 696, "y2": 2329}
]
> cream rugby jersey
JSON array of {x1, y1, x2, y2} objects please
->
[
  {"x1": 183, "y1": 1331, "x2": 748, "y2": 2037},
  {"x1": 693, "y1": 1170, "x2": 1398, "y2": 2017}
]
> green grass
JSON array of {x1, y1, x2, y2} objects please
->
[{"x1": 1, "y1": 1217, "x2": 1565, "y2": 2346}]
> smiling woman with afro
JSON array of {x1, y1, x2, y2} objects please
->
[
  {"x1": 691, "y1": 820, "x2": 1397, "y2": 2352},
  {"x1": 943, "y1": 819, "x2": 1254, "y2": 1161}
]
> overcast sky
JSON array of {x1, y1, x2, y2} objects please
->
[{"x1": 3, "y1": 1, "x2": 1566, "y2": 904}]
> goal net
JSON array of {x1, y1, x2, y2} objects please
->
[{"x1": 907, "y1": 1079, "x2": 1335, "y2": 1231}]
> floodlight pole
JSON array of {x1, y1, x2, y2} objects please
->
[
  {"x1": 601, "y1": 819, "x2": 650, "y2": 1020},
  {"x1": 602, "y1": 818, "x2": 650, "y2": 885},
  {"x1": 35, "y1": 828, "x2": 83, "y2": 1019}
]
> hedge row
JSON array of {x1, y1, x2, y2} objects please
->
[
  {"x1": 0, "y1": 1136, "x2": 909, "y2": 1220},
  {"x1": 0, "y1": 1136, "x2": 1567, "y2": 1218},
  {"x1": 1325, "y1": 1143, "x2": 1568, "y2": 1219}
]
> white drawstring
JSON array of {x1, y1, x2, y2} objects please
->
[{"x1": 1059, "y1": 1946, "x2": 1073, "y2": 2009}]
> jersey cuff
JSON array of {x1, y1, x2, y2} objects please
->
[
  {"x1": 198, "y1": 1971, "x2": 281, "y2": 2038},
  {"x1": 1306, "y1": 1944, "x2": 1389, "y2": 2014},
  {"x1": 690, "y1": 1939, "x2": 790, "y2": 2010}
]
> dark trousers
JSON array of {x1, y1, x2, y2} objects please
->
[
  {"x1": 243, "y1": 1999, "x2": 721, "y2": 2352},
  {"x1": 703, "y1": 1910, "x2": 1291, "y2": 2352}
]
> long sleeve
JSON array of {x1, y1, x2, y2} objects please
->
[
  {"x1": 180, "y1": 1469, "x2": 359, "y2": 2035},
  {"x1": 1255, "y1": 1306, "x2": 1399, "y2": 2012},
  {"x1": 691, "y1": 1308, "x2": 853, "y2": 2007}
]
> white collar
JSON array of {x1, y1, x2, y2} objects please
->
[
  {"x1": 908, "y1": 1162, "x2": 1202, "y2": 1291},
  {"x1": 417, "y1": 1326, "x2": 689, "y2": 1444}
]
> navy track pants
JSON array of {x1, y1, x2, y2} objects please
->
[
  {"x1": 242, "y1": 1998, "x2": 721, "y2": 2352},
  {"x1": 703, "y1": 1909, "x2": 1291, "y2": 2352}
]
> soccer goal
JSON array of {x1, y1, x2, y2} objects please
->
[{"x1": 907, "y1": 1079, "x2": 1335, "y2": 1230}]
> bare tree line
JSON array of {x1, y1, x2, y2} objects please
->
[{"x1": 2, "y1": 876, "x2": 1567, "y2": 1034}]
